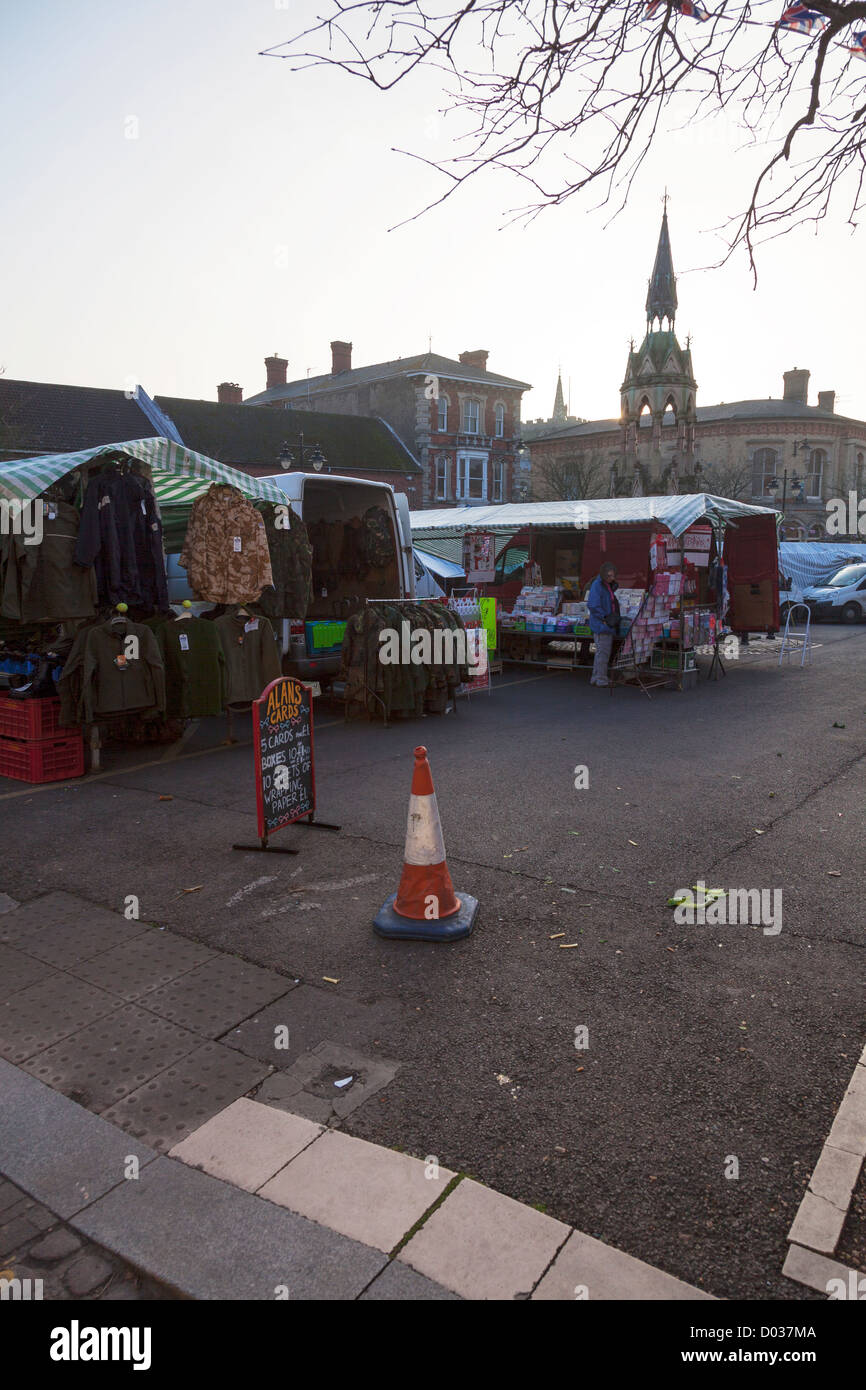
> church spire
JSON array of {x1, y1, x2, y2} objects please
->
[
  {"x1": 645, "y1": 204, "x2": 678, "y2": 329},
  {"x1": 552, "y1": 372, "x2": 567, "y2": 423}
]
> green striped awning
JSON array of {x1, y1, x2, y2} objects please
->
[{"x1": 0, "y1": 437, "x2": 287, "y2": 506}]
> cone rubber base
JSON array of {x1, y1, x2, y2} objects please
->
[{"x1": 373, "y1": 892, "x2": 479, "y2": 942}]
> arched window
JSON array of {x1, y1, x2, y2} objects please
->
[
  {"x1": 662, "y1": 398, "x2": 677, "y2": 427},
  {"x1": 435, "y1": 455, "x2": 448, "y2": 500},
  {"x1": 494, "y1": 402, "x2": 505, "y2": 438},
  {"x1": 437, "y1": 395, "x2": 449, "y2": 432},
  {"x1": 805, "y1": 449, "x2": 826, "y2": 500},
  {"x1": 752, "y1": 447, "x2": 777, "y2": 498},
  {"x1": 638, "y1": 399, "x2": 652, "y2": 428}
]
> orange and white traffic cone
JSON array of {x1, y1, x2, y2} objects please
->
[{"x1": 373, "y1": 746, "x2": 479, "y2": 941}]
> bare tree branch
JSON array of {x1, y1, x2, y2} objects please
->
[{"x1": 262, "y1": 2, "x2": 866, "y2": 270}]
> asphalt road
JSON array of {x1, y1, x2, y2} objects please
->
[{"x1": 2, "y1": 625, "x2": 865, "y2": 1299}]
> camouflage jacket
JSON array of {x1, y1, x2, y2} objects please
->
[{"x1": 179, "y1": 485, "x2": 273, "y2": 604}]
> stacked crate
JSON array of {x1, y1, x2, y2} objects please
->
[{"x1": 0, "y1": 696, "x2": 84, "y2": 782}]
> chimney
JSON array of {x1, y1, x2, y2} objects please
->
[
  {"x1": 818, "y1": 390, "x2": 835, "y2": 413},
  {"x1": 330, "y1": 340, "x2": 352, "y2": 374},
  {"x1": 265, "y1": 354, "x2": 288, "y2": 390},
  {"x1": 783, "y1": 368, "x2": 810, "y2": 406},
  {"x1": 217, "y1": 382, "x2": 243, "y2": 405},
  {"x1": 459, "y1": 349, "x2": 489, "y2": 372}
]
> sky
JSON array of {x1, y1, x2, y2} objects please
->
[{"x1": 2, "y1": 0, "x2": 864, "y2": 427}]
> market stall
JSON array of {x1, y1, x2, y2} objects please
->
[
  {"x1": 410, "y1": 496, "x2": 781, "y2": 692},
  {"x1": 0, "y1": 437, "x2": 309, "y2": 779}
]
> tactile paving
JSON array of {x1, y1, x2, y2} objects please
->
[
  {"x1": 13, "y1": 910, "x2": 146, "y2": 971},
  {"x1": 20, "y1": 1003, "x2": 202, "y2": 1112},
  {"x1": 0, "y1": 974, "x2": 121, "y2": 1064},
  {"x1": 0, "y1": 892, "x2": 142, "y2": 952},
  {"x1": 0, "y1": 943, "x2": 57, "y2": 1002},
  {"x1": 69, "y1": 929, "x2": 217, "y2": 1000},
  {"x1": 100, "y1": 1042, "x2": 269, "y2": 1151},
  {"x1": 139, "y1": 956, "x2": 291, "y2": 1038}
]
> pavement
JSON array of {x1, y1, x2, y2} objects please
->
[{"x1": 1, "y1": 624, "x2": 865, "y2": 1299}]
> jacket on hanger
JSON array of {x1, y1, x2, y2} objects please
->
[
  {"x1": 1, "y1": 500, "x2": 97, "y2": 622},
  {"x1": 214, "y1": 611, "x2": 281, "y2": 704},
  {"x1": 179, "y1": 485, "x2": 273, "y2": 605},
  {"x1": 252, "y1": 503, "x2": 313, "y2": 621},
  {"x1": 58, "y1": 617, "x2": 165, "y2": 724},
  {"x1": 156, "y1": 617, "x2": 227, "y2": 718},
  {"x1": 75, "y1": 468, "x2": 168, "y2": 610}
]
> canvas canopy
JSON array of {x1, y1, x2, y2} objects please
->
[
  {"x1": 778, "y1": 541, "x2": 866, "y2": 597},
  {"x1": 410, "y1": 495, "x2": 777, "y2": 546},
  {"x1": 0, "y1": 437, "x2": 287, "y2": 507}
]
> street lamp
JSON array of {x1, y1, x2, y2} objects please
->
[
  {"x1": 512, "y1": 441, "x2": 531, "y2": 502},
  {"x1": 768, "y1": 469, "x2": 803, "y2": 515},
  {"x1": 278, "y1": 434, "x2": 328, "y2": 472}
]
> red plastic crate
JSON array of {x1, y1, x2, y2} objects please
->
[
  {"x1": 0, "y1": 696, "x2": 76, "y2": 741},
  {"x1": 0, "y1": 733, "x2": 84, "y2": 783}
]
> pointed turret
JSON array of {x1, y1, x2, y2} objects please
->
[
  {"x1": 552, "y1": 373, "x2": 567, "y2": 424},
  {"x1": 646, "y1": 209, "x2": 678, "y2": 329}
]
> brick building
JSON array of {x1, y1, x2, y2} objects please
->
[
  {"x1": 526, "y1": 213, "x2": 866, "y2": 539},
  {"x1": 242, "y1": 343, "x2": 532, "y2": 508}
]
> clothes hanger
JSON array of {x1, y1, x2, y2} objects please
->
[{"x1": 110, "y1": 603, "x2": 129, "y2": 625}]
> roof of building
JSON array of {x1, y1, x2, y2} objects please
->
[
  {"x1": 155, "y1": 396, "x2": 421, "y2": 475},
  {"x1": 0, "y1": 379, "x2": 155, "y2": 457},
  {"x1": 246, "y1": 351, "x2": 532, "y2": 406},
  {"x1": 410, "y1": 494, "x2": 777, "y2": 540},
  {"x1": 0, "y1": 378, "x2": 420, "y2": 475},
  {"x1": 526, "y1": 397, "x2": 866, "y2": 445}
]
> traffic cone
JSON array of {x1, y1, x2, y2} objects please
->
[{"x1": 373, "y1": 746, "x2": 479, "y2": 942}]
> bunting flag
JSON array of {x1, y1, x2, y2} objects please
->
[
  {"x1": 777, "y1": 5, "x2": 827, "y2": 35},
  {"x1": 847, "y1": 30, "x2": 866, "y2": 59},
  {"x1": 645, "y1": 1, "x2": 711, "y2": 19}
]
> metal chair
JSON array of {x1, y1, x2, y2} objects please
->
[{"x1": 778, "y1": 602, "x2": 812, "y2": 667}]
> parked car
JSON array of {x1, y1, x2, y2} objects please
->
[{"x1": 803, "y1": 563, "x2": 866, "y2": 623}]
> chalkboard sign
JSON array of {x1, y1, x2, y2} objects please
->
[{"x1": 253, "y1": 677, "x2": 315, "y2": 839}]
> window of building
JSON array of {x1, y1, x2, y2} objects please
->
[
  {"x1": 435, "y1": 455, "x2": 448, "y2": 500},
  {"x1": 437, "y1": 396, "x2": 448, "y2": 432},
  {"x1": 456, "y1": 453, "x2": 487, "y2": 500},
  {"x1": 752, "y1": 447, "x2": 778, "y2": 497},
  {"x1": 462, "y1": 399, "x2": 481, "y2": 434},
  {"x1": 494, "y1": 402, "x2": 505, "y2": 438},
  {"x1": 492, "y1": 458, "x2": 503, "y2": 500},
  {"x1": 805, "y1": 448, "x2": 826, "y2": 500}
]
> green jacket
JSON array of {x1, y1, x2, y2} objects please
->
[
  {"x1": 156, "y1": 617, "x2": 227, "y2": 718},
  {"x1": 0, "y1": 500, "x2": 97, "y2": 622},
  {"x1": 214, "y1": 611, "x2": 282, "y2": 704},
  {"x1": 58, "y1": 618, "x2": 166, "y2": 724}
]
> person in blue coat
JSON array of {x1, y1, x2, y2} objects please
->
[{"x1": 587, "y1": 562, "x2": 620, "y2": 686}]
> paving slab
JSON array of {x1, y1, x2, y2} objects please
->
[
  {"x1": 9, "y1": 906, "x2": 147, "y2": 971},
  {"x1": 0, "y1": 1059, "x2": 158, "y2": 1218},
  {"x1": 72, "y1": 1155, "x2": 386, "y2": 1300},
  {"x1": 399, "y1": 1178, "x2": 571, "y2": 1299},
  {"x1": 0, "y1": 974, "x2": 121, "y2": 1063},
  {"x1": 0, "y1": 943, "x2": 57, "y2": 1001},
  {"x1": 69, "y1": 929, "x2": 217, "y2": 1001},
  {"x1": 0, "y1": 892, "x2": 125, "y2": 945},
  {"x1": 0, "y1": 893, "x2": 19, "y2": 915},
  {"x1": 359, "y1": 1260, "x2": 463, "y2": 1300},
  {"x1": 532, "y1": 1229, "x2": 714, "y2": 1300},
  {"x1": 169, "y1": 1099, "x2": 322, "y2": 1192},
  {"x1": 256, "y1": 1040, "x2": 399, "y2": 1124},
  {"x1": 826, "y1": 1087, "x2": 866, "y2": 1158},
  {"x1": 20, "y1": 1004, "x2": 203, "y2": 1111},
  {"x1": 219, "y1": 983, "x2": 400, "y2": 1068},
  {"x1": 787, "y1": 1190, "x2": 847, "y2": 1255},
  {"x1": 782, "y1": 1242, "x2": 861, "y2": 1297},
  {"x1": 259, "y1": 1129, "x2": 454, "y2": 1253},
  {"x1": 100, "y1": 1042, "x2": 269, "y2": 1151},
  {"x1": 808, "y1": 1145, "x2": 864, "y2": 1211},
  {"x1": 138, "y1": 956, "x2": 291, "y2": 1038}
]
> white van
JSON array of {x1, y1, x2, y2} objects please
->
[
  {"x1": 166, "y1": 472, "x2": 416, "y2": 686},
  {"x1": 804, "y1": 563, "x2": 866, "y2": 623}
]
